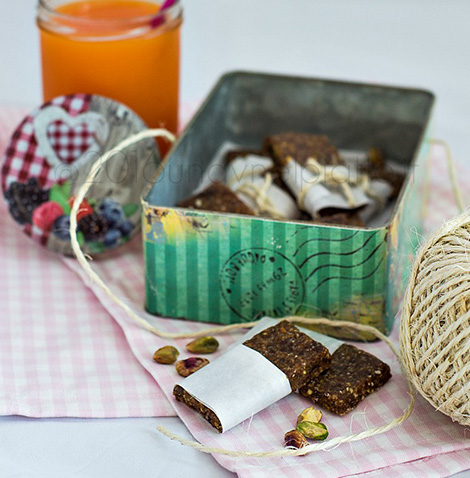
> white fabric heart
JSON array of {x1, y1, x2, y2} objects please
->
[{"x1": 34, "y1": 106, "x2": 109, "y2": 170}]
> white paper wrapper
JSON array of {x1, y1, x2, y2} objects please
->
[
  {"x1": 190, "y1": 142, "x2": 237, "y2": 195},
  {"x1": 358, "y1": 179, "x2": 394, "y2": 222},
  {"x1": 180, "y1": 344, "x2": 292, "y2": 432},
  {"x1": 176, "y1": 317, "x2": 342, "y2": 433},
  {"x1": 226, "y1": 155, "x2": 301, "y2": 220},
  {"x1": 190, "y1": 143, "x2": 401, "y2": 227},
  {"x1": 282, "y1": 160, "x2": 372, "y2": 218}
]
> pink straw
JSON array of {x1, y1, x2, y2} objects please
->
[
  {"x1": 151, "y1": 0, "x2": 176, "y2": 28},
  {"x1": 159, "y1": 0, "x2": 176, "y2": 10}
]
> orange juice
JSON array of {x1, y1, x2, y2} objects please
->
[{"x1": 38, "y1": 0, "x2": 182, "y2": 135}]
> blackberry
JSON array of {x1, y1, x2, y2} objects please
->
[
  {"x1": 78, "y1": 213, "x2": 109, "y2": 241},
  {"x1": 4, "y1": 178, "x2": 49, "y2": 224}
]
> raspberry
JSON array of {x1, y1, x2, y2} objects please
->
[
  {"x1": 33, "y1": 201, "x2": 64, "y2": 231},
  {"x1": 78, "y1": 213, "x2": 108, "y2": 241}
]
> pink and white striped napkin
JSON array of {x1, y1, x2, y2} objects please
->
[
  {"x1": 0, "y1": 106, "x2": 173, "y2": 418},
  {"x1": 63, "y1": 144, "x2": 470, "y2": 477},
  {"x1": 2, "y1": 101, "x2": 470, "y2": 476}
]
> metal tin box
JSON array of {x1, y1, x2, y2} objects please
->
[{"x1": 142, "y1": 71, "x2": 434, "y2": 337}]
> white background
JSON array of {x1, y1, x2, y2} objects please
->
[
  {"x1": 1, "y1": 1, "x2": 469, "y2": 477},
  {"x1": 1, "y1": 0, "x2": 470, "y2": 163}
]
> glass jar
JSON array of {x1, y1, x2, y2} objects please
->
[{"x1": 37, "y1": 0, "x2": 183, "y2": 134}]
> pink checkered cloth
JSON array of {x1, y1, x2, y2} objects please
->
[
  {"x1": 1, "y1": 102, "x2": 469, "y2": 476},
  {"x1": 63, "y1": 145, "x2": 470, "y2": 477},
  {"x1": 0, "y1": 106, "x2": 173, "y2": 418}
]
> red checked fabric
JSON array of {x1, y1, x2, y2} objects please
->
[
  {"x1": 1, "y1": 95, "x2": 94, "y2": 247},
  {"x1": 46, "y1": 119, "x2": 96, "y2": 164},
  {"x1": 1, "y1": 95, "x2": 92, "y2": 191}
]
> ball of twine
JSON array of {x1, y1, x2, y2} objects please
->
[{"x1": 400, "y1": 212, "x2": 470, "y2": 426}]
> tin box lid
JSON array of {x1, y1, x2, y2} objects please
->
[{"x1": 1, "y1": 93, "x2": 160, "y2": 255}]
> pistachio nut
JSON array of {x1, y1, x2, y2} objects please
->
[
  {"x1": 153, "y1": 345, "x2": 179, "y2": 364},
  {"x1": 186, "y1": 336, "x2": 219, "y2": 354},
  {"x1": 284, "y1": 429, "x2": 308, "y2": 449},
  {"x1": 175, "y1": 357, "x2": 210, "y2": 377},
  {"x1": 296, "y1": 421, "x2": 328, "y2": 440},
  {"x1": 296, "y1": 406, "x2": 322, "y2": 426}
]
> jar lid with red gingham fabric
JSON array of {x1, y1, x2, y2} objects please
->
[{"x1": 1, "y1": 94, "x2": 160, "y2": 255}]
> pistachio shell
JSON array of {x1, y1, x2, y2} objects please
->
[
  {"x1": 153, "y1": 345, "x2": 179, "y2": 364},
  {"x1": 284, "y1": 429, "x2": 308, "y2": 449},
  {"x1": 186, "y1": 336, "x2": 219, "y2": 354},
  {"x1": 296, "y1": 421, "x2": 328, "y2": 440},
  {"x1": 296, "y1": 406, "x2": 322, "y2": 426},
  {"x1": 175, "y1": 357, "x2": 210, "y2": 377}
]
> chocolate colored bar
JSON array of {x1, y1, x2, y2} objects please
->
[
  {"x1": 316, "y1": 211, "x2": 365, "y2": 228},
  {"x1": 173, "y1": 321, "x2": 331, "y2": 432},
  {"x1": 243, "y1": 320, "x2": 331, "y2": 391},
  {"x1": 178, "y1": 181, "x2": 256, "y2": 216},
  {"x1": 299, "y1": 344, "x2": 391, "y2": 415},
  {"x1": 174, "y1": 384, "x2": 223, "y2": 432},
  {"x1": 264, "y1": 133, "x2": 343, "y2": 167}
]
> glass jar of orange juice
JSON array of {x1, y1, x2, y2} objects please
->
[{"x1": 37, "y1": 0, "x2": 182, "y2": 135}]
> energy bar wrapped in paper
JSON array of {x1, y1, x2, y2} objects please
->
[
  {"x1": 282, "y1": 158, "x2": 372, "y2": 219},
  {"x1": 225, "y1": 154, "x2": 301, "y2": 220},
  {"x1": 173, "y1": 320, "x2": 331, "y2": 433}
]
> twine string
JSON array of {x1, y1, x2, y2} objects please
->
[
  {"x1": 427, "y1": 139, "x2": 464, "y2": 214},
  {"x1": 68, "y1": 130, "x2": 466, "y2": 454},
  {"x1": 70, "y1": 128, "x2": 259, "y2": 339},
  {"x1": 298, "y1": 158, "x2": 358, "y2": 209},
  {"x1": 233, "y1": 173, "x2": 286, "y2": 219},
  {"x1": 157, "y1": 318, "x2": 416, "y2": 458}
]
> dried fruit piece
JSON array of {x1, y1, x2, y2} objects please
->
[
  {"x1": 296, "y1": 421, "x2": 328, "y2": 440},
  {"x1": 296, "y1": 406, "x2": 322, "y2": 426},
  {"x1": 186, "y1": 336, "x2": 219, "y2": 354},
  {"x1": 284, "y1": 430, "x2": 308, "y2": 449},
  {"x1": 153, "y1": 346, "x2": 179, "y2": 364},
  {"x1": 175, "y1": 357, "x2": 210, "y2": 377}
]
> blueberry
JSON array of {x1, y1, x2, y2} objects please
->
[
  {"x1": 118, "y1": 220, "x2": 134, "y2": 237},
  {"x1": 97, "y1": 198, "x2": 125, "y2": 228},
  {"x1": 52, "y1": 215, "x2": 71, "y2": 241},
  {"x1": 104, "y1": 228, "x2": 122, "y2": 249}
]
